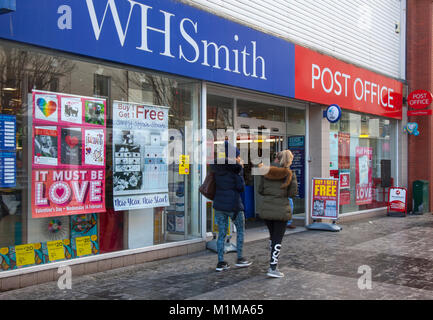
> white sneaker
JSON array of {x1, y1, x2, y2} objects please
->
[
  {"x1": 235, "y1": 258, "x2": 252, "y2": 267},
  {"x1": 267, "y1": 267, "x2": 284, "y2": 278}
]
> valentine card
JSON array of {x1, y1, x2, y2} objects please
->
[
  {"x1": 84, "y1": 100, "x2": 105, "y2": 126},
  {"x1": 61, "y1": 128, "x2": 82, "y2": 166},
  {"x1": 34, "y1": 93, "x2": 58, "y2": 122},
  {"x1": 84, "y1": 129, "x2": 104, "y2": 166},
  {"x1": 61, "y1": 97, "x2": 82, "y2": 124},
  {"x1": 34, "y1": 126, "x2": 58, "y2": 166}
]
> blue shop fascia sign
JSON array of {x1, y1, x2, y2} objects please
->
[{"x1": 0, "y1": 0, "x2": 295, "y2": 98}]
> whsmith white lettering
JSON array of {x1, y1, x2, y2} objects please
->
[{"x1": 85, "y1": 0, "x2": 267, "y2": 80}]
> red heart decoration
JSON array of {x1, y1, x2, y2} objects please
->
[
  {"x1": 56, "y1": 188, "x2": 64, "y2": 198},
  {"x1": 65, "y1": 135, "x2": 79, "y2": 149}
]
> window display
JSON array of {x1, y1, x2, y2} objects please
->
[
  {"x1": 329, "y1": 112, "x2": 396, "y2": 214},
  {"x1": 0, "y1": 41, "x2": 201, "y2": 272},
  {"x1": 112, "y1": 101, "x2": 170, "y2": 210},
  {"x1": 31, "y1": 90, "x2": 107, "y2": 219}
]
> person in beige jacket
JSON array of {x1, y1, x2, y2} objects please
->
[{"x1": 257, "y1": 150, "x2": 298, "y2": 278}]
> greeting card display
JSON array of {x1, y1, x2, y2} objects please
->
[
  {"x1": 34, "y1": 126, "x2": 58, "y2": 166},
  {"x1": 85, "y1": 100, "x2": 105, "y2": 126},
  {"x1": 61, "y1": 128, "x2": 82, "y2": 165},
  {"x1": 112, "y1": 101, "x2": 170, "y2": 211},
  {"x1": 85, "y1": 129, "x2": 104, "y2": 166},
  {"x1": 61, "y1": 97, "x2": 82, "y2": 124},
  {"x1": 34, "y1": 93, "x2": 58, "y2": 122},
  {"x1": 31, "y1": 90, "x2": 106, "y2": 219}
]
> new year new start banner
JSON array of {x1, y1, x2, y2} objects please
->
[{"x1": 31, "y1": 90, "x2": 106, "y2": 218}]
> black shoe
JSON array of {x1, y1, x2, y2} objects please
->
[
  {"x1": 216, "y1": 261, "x2": 230, "y2": 272},
  {"x1": 235, "y1": 257, "x2": 252, "y2": 267}
]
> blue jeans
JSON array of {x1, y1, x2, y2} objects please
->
[{"x1": 215, "y1": 210, "x2": 245, "y2": 262}]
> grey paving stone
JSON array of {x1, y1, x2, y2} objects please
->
[{"x1": 1, "y1": 213, "x2": 433, "y2": 300}]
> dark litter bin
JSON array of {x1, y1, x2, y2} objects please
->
[{"x1": 412, "y1": 180, "x2": 429, "y2": 214}]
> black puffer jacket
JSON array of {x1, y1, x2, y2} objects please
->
[{"x1": 211, "y1": 160, "x2": 245, "y2": 213}]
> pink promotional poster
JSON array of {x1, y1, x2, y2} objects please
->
[
  {"x1": 31, "y1": 90, "x2": 106, "y2": 218},
  {"x1": 355, "y1": 146, "x2": 373, "y2": 205}
]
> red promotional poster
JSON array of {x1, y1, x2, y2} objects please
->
[
  {"x1": 339, "y1": 189, "x2": 351, "y2": 206},
  {"x1": 355, "y1": 147, "x2": 373, "y2": 205},
  {"x1": 339, "y1": 171, "x2": 350, "y2": 189},
  {"x1": 32, "y1": 90, "x2": 106, "y2": 218},
  {"x1": 338, "y1": 132, "x2": 350, "y2": 169}
]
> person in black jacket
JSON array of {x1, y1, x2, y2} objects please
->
[{"x1": 211, "y1": 141, "x2": 252, "y2": 271}]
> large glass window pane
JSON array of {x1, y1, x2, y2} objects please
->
[
  {"x1": 330, "y1": 112, "x2": 396, "y2": 214},
  {"x1": 0, "y1": 41, "x2": 201, "y2": 272}
]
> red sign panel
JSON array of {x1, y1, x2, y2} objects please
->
[
  {"x1": 407, "y1": 90, "x2": 433, "y2": 109},
  {"x1": 407, "y1": 109, "x2": 432, "y2": 116},
  {"x1": 339, "y1": 172, "x2": 350, "y2": 189},
  {"x1": 388, "y1": 187, "x2": 407, "y2": 215},
  {"x1": 355, "y1": 147, "x2": 373, "y2": 205},
  {"x1": 295, "y1": 46, "x2": 404, "y2": 119},
  {"x1": 339, "y1": 189, "x2": 351, "y2": 205},
  {"x1": 338, "y1": 132, "x2": 350, "y2": 169}
]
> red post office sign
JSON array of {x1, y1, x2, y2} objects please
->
[
  {"x1": 387, "y1": 187, "x2": 407, "y2": 215},
  {"x1": 295, "y1": 46, "x2": 404, "y2": 120},
  {"x1": 407, "y1": 90, "x2": 433, "y2": 109}
]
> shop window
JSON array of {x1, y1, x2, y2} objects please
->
[
  {"x1": 329, "y1": 111, "x2": 396, "y2": 214},
  {"x1": 0, "y1": 41, "x2": 201, "y2": 273},
  {"x1": 237, "y1": 99, "x2": 284, "y2": 122}
]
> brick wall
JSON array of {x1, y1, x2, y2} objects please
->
[{"x1": 406, "y1": 0, "x2": 433, "y2": 211}]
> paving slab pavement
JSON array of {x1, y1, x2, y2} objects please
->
[{"x1": 1, "y1": 213, "x2": 433, "y2": 300}]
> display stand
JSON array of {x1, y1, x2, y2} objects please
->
[
  {"x1": 306, "y1": 220, "x2": 342, "y2": 232},
  {"x1": 387, "y1": 187, "x2": 407, "y2": 217},
  {"x1": 307, "y1": 177, "x2": 342, "y2": 232}
]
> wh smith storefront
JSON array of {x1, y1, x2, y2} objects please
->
[{"x1": 0, "y1": 0, "x2": 403, "y2": 288}]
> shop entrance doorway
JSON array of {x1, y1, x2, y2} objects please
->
[{"x1": 206, "y1": 89, "x2": 307, "y2": 235}]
